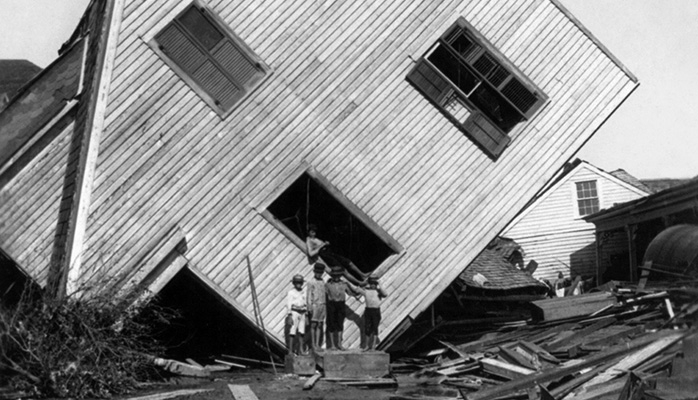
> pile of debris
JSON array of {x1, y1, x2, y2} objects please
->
[{"x1": 387, "y1": 282, "x2": 698, "y2": 400}]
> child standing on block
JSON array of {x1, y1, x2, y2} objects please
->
[
  {"x1": 306, "y1": 263, "x2": 327, "y2": 351},
  {"x1": 361, "y1": 274, "x2": 388, "y2": 350},
  {"x1": 325, "y1": 266, "x2": 361, "y2": 350},
  {"x1": 286, "y1": 274, "x2": 308, "y2": 355}
]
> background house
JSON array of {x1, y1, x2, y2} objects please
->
[
  {"x1": 0, "y1": 0, "x2": 637, "y2": 353},
  {"x1": 585, "y1": 179, "x2": 698, "y2": 282},
  {"x1": 502, "y1": 160, "x2": 650, "y2": 283}
]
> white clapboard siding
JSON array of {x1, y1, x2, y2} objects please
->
[
  {"x1": 0, "y1": 123, "x2": 74, "y2": 285},
  {"x1": 503, "y1": 162, "x2": 649, "y2": 282},
  {"x1": 0, "y1": 0, "x2": 638, "y2": 348}
]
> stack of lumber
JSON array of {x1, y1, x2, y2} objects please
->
[{"x1": 390, "y1": 283, "x2": 698, "y2": 400}]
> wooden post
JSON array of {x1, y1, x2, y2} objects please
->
[
  {"x1": 626, "y1": 224, "x2": 638, "y2": 281},
  {"x1": 595, "y1": 231, "x2": 602, "y2": 286}
]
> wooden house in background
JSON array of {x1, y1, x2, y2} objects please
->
[
  {"x1": 585, "y1": 179, "x2": 698, "y2": 283},
  {"x1": 0, "y1": 0, "x2": 637, "y2": 352},
  {"x1": 502, "y1": 160, "x2": 649, "y2": 284}
]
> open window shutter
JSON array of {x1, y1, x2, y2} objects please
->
[
  {"x1": 406, "y1": 58, "x2": 452, "y2": 106},
  {"x1": 463, "y1": 112, "x2": 510, "y2": 158}
]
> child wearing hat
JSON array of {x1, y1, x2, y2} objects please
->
[
  {"x1": 306, "y1": 263, "x2": 327, "y2": 351},
  {"x1": 360, "y1": 274, "x2": 388, "y2": 351},
  {"x1": 286, "y1": 274, "x2": 308, "y2": 355},
  {"x1": 325, "y1": 266, "x2": 361, "y2": 350}
]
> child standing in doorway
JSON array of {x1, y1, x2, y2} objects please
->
[
  {"x1": 306, "y1": 263, "x2": 327, "y2": 351},
  {"x1": 360, "y1": 274, "x2": 388, "y2": 351},
  {"x1": 286, "y1": 274, "x2": 308, "y2": 355},
  {"x1": 325, "y1": 266, "x2": 361, "y2": 350}
]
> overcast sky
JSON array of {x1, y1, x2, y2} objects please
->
[{"x1": 1, "y1": 0, "x2": 696, "y2": 180}]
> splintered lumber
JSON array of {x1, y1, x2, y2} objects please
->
[
  {"x1": 125, "y1": 389, "x2": 213, "y2": 400},
  {"x1": 152, "y1": 358, "x2": 210, "y2": 377},
  {"x1": 561, "y1": 379, "x2": 626, "y2": 400},
  {"x1": 573, "y1": 330, "x2": 686, "y2": 393},
  {"x1": 531, "y1": 292, "x2": 617, "y2": 321},
  {"x1": 228, "y1": 385, "x2": 259, "y2": 400},
  {"x1": 544, "y1": 319, "x2": 617, "y2": 351},
  {"x1": 303, "y1": 372, "x2": 322, "y2": 390},
  {"x1": 185, "y1": 358, "x2": 203, "y2": 367},
  {"x1": 479, "y1": 358, "x2": 535, "y2": 380},
  {"x1": 437, "y1": 361, "x2": 479, "y2": 376},
  {"x1": 338, "y1": 378, "x2": 396, "y2": 387},
  {"x1": 462, "y1": 330, "x2": 683, "y2": 400},
  {"x1": 498, "y1": 346, "x2": 540, "y2": 370}
]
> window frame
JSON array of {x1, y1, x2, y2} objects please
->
[
  {"x1": 260, "y1": 166, "x2": 404, "y2": 275},
  {"x1": 407, "y1": 17, "x2": 548, "y2": 159},
  {"x1": 148, "y1": 0, "x2": 271, "y2": 118},
  {"x1": 574, "y1": 180, "x2": 601, "y2": 217}
]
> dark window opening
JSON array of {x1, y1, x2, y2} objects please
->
[
  {"x1": 427, "y1": 43, "x2": 524, "y2": 133},
  {"x1": 407, "y1": 18, "x2": 547, "y2": 159},
  {"x1": 147, "y1": 268, "x2": 283, "y2": 361},
  {"x1": 267, "y1": 173, "x2": 396, "y2": 277}
]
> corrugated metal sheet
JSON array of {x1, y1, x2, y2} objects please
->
[{"x1": 0, "y1": 0, "x2": 638, "y2": 348}]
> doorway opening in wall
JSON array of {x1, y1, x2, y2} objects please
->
[
  {"x1": 266, "y1": 171, "x2": 400, "y2": 280},
  {"x1": 146, "y1": 268, "x2": 284, "y2": 363}
]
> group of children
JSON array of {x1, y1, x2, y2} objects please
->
[{"x1": 286, "y1": 263, "x2": 388, "y2": 355}]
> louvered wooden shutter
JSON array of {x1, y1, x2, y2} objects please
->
[
  {"x1": 406, "y1": 58, "x2": 452, "y2": 106},
  {"x1": 463, "y1": 112, "x2": 510, "y2": 158},
  {"x1": 155, "y1": 6, "x2": 267, "y2": 113}
]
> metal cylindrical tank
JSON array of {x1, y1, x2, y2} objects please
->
[{"x1": 642, "y1": 224, "x2": 698, "y2": 278}]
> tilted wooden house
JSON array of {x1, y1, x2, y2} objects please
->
[
  {"x1": 502, "y1": 160, "x2": 649, "y2": 284},
  {"x1": 0, "y1": 0, "x2": 637, "y2": 350}
]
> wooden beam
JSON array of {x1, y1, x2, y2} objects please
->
[{"x1": 462, "y1": 330, "x2": 685, "y2": 400}]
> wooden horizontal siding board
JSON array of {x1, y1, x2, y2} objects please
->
[
  {"x1": 59, "y1": 0, "x2": 638, "y2": 349},
  {"x1": 89, "y1": 0, "x2": 452, "y2": 266},
  {"x1": 398, "y1": 67, "x2": 630, "y2": 320}
]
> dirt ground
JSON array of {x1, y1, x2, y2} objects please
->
[{"x1": 125, "y1": 369, "x2": 461, "y2": 400}]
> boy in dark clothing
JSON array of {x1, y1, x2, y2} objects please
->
[
  {"x1": 325, "y1": 266, "x2": 361, "y2": 350},
  {"x1": 359, "y1": 274, "x2": 388, "y2": 350}
]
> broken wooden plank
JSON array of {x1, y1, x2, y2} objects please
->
[
  {"x1": 480, "y1": 358, "x2": 535, "y2": 380},
  {"x1": 462, "y1": 330, "x2": 683, "y2": 400},
  {"x1": 303, "y1": 372, "x2": 322, "y2": 390},
  {"x1": 531, "y1": 292, "x2": 617, "y2": 322},
  {"x1": 185, "y1": 358, "x2": 202, "y2": 368},
  {"x1": 228, "y1": 384, "x2": 259, "y2": 400},
  {"x1": 214, "y1": 359, "x2": 246, "y2": 368},
  {"x1": 572, "y1": 331, "x2": 686, "y2": 393},
  {"x1": 126, "y1": 389, "x2": 213, "y2": 400},
  {"x1": 498, "y1": 346, "x2": 539, "y2": 371},
  {"x1": 152, "y1": 358, "x2": 210, "y2": 377},
  {"x1": 544, "y1": 318, "x2": 617, "y2": 351}
]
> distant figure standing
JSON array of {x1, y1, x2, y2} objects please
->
[
  {"x1": 306, "y1": 263, "x2": 327, "y2": 351},
  {"x1": 359, "y1": 274, "x2": 388, "y2": 351},
  {"x1": 325, "y1": 266, "x2": 361, "y2": 350},
  {"x1": 286, "y1": 274, "x2": 308, "y2": 355},
  {"x1": 554, "y1": 272, "x2": 566, "y2": 298},
  {"x1": 305, "y1": 224, "x2": 367, "y2": 285}
]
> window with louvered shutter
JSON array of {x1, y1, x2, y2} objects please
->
[
  {"x1": 407, "y1": 17, "x2": 547, "y2": 159},
  {"x1": 153, "y1": 3, "x2": 269, "y2": 116}
]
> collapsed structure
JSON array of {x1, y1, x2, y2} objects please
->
[{"x1": 0, "y1": 0, "x2": 637, "y2": 351}]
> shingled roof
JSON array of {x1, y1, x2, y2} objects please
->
[
  {"x1": 0, "y1": 42, "x2": 84, "y2": 168},
  {"x1": 0, "y1": 60, "x2": 42, "y2": 109},
  {"x1": 458, "y1": 237, "x2": 548, "y2": 293}
]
